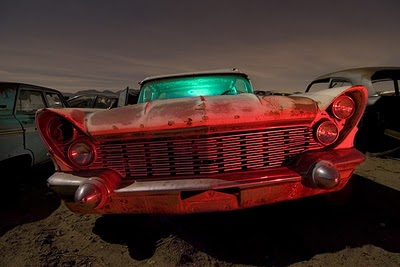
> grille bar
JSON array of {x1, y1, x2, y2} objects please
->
[{"x1": 91, "y1": 126, "x2": 321, "y2": 178}]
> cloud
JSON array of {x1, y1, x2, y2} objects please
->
[{"x1": 1, "y1": 0, "x2": 399, "y2": 93}]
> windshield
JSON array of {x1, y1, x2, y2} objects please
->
[{"x1": 138, "y1": 75, "x2": 253, "y2": 103}]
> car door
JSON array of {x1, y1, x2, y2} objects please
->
[
  {"x1": 14, "y1": 86, "x2": 48, "y2": 165},
  {"x1": 0, "y1": 83, "x2": 26, "y2": 164}
]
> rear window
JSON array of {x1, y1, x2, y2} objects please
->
[
  {"x1": 46, "y1": 92, "x2": 66, "y2": 108},
  {"x1": 68, "y1": 95, "x2": 97, "y2": 108},
  {"x1": 16, "y1": 89, "x2": 46, "y2": 115}
]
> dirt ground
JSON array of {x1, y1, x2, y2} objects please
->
[{"x1": 0, "y1": 154, "x2": 399, "y2": 267}]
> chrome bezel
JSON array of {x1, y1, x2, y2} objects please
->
[
  {"x1": 332, "y1": 95, "x2": 355, "y2": 119},
  {"x1": 315, "y1": 121, "x2": 339, "y2": 145},
  {"x1": 46, "y1": 116, "x2": 76, "y2": 143},
  {"x1": 67, "y1": 140, "x2": 96, "y2": 167}
]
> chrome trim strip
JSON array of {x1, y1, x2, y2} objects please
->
[
  {"x1": 48, "y1": 173, "x2": 87, "y2": 187},
  {"x1": 115, "y1": 176, "x2": 300, "y2": 192},
  {"x1": 0, "y1": 129, "x2": 23, "y2": 135},
  {"x1": 47, "y1": 172, "x2": 301, "y2": 193}
]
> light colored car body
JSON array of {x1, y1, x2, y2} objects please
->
[
  {"x1": 36, "y1": 69, "x2": 368, "y2": 214},
  {"x1": 0, "y1": 82, "x2": 68, "y2": 170},
  {"x1": 306, "y1": 66, "x2": 400, "y2": 152}
]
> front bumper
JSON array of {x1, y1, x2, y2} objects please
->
[{"x1": 48, "y1": 148, "x2": 365, "y2": 214}]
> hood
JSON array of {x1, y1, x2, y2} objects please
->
[{"x1": 84, "y1": 93, "x2": 319, "y2": 138}]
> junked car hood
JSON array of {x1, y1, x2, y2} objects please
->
[
  {"x1": 83, "y1": 93, "x2": 319, "y2": 138},
  {"x1": 41, "y1": 94, "x2": 322, "y2": 140}
]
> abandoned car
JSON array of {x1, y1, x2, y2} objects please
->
[
  {"x1": 67, "y1": 92, "x2": 119, "y2": 109},
  {"x1": 67, "y1": 88, "x2": 140, "y2": 109},
  {"x1": 0, "y1": 82, "x2": 68, "y2": 171},
  {"x1": 306, "y1": 66, "x2": 400, "y2": 153},
  {"x1": 36, "y1": 68, "x2": 368, "y2": 214}
]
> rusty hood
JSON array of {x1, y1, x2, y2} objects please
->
[
  {"x1": 39, "y1": 94, "x2": 320, "y2": 140},
  {"x1": 80, "y1": 93, "x2": 319, "y2": 138}
]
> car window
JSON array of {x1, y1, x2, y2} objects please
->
[
  {"x1": 68, "y1": 95, "x2": 97, "y2": 108},
  {"x1": 307, "y1": 78, "x2": 352, "y2": 92},
  {"x1": 0, "y1": 83, "x2": 18, "y2": 115},
  {"x1": 330, "y1": 79, "x2": 352, "y2": 88},
  {"x1": 308, "y1": 81, "x2": 329, "y2": 92},
  {"x1": 46, "y1": 92, "x2": 66, "y2": 108},
  {"x1": 16, "y1": 89, "x2": 46, "y2": 115},
  {"x1": 307, "y1": 80, "x2": 331, "y2": 92},
  {"x1": 372, "y1": 79, "x2": 396, "y2": 95},
  {"x1": 94, "y1": 95, "x2": 116, "y2": 109}
]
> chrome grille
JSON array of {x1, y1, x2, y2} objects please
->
[{"x1": 90, "y1": 126, "x2": 321, "y2": 178}]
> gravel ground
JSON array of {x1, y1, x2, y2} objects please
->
[{"x1": 0, "y1": 154, "x2": 399, "y2": 267}]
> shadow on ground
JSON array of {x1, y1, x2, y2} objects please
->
[
  {"x1": 93, "y1": 175, "x2": 400, "y2": 266},
  {"x1": 0, "y1": 162, "x2": 61, "y2": 237}
]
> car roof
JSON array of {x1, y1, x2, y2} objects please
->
[
  {"x1": 0, "y1": 81, "x2": 62, "y2": 93},
  {"x1": 139, "y1": 68, "x2": 249, "y2": 85},
  {"x1": 312, "y1": 66, "x2": 400, "y2": 80}
]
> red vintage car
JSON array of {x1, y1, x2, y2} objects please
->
[{"x1": 36, "y1": 68, "x2": 368, "y2": 214}]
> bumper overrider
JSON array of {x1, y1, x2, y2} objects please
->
[{"x1": 48, "y1": 148, "x2": 365, "y2": 214}]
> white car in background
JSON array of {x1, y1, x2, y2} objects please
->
[{"x1": 306, "y1": 66, "x2": 400, "y2": 153}]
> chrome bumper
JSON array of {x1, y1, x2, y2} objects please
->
[{"x1": 48, "y1": 148, "x2": 365, "y2": 214}]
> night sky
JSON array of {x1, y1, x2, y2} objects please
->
[{"x1": 1, "y1": 0, "x2": 399, "y2": 93}]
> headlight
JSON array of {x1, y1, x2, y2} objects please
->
[
  {"x1": 315, "y1": 121, "x2": 339, "y2": 145},
  {"x1": 47, "y1": 117, "x2": 74, "y2": 142},
  {"x1": 68, "y1": 141, "x2": 95, "y2": 166},
  {"x1": 332, "y1": 96, "x2": 355, "y2": 119}
]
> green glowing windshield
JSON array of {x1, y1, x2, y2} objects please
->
[{"x1": 138, "y1": 75, "x2": 253, "y2": 103}]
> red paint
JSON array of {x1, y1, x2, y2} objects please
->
[{"x1": 37, "y1": 85, "x2": 368, "y2": 215}]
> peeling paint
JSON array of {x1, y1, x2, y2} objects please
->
[{"x1": 83, "y1": 94, "x2": 319, "y2": 137}]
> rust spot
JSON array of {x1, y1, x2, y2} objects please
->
[
  {"x1": 234, "y1": 115, "x2": 240, "y2": 119},
  {"x1": 112, "y1": 125, "x2": 118, "y2": 130},
  {"x1": 186, "y1": 118, "x2": 193, "y2": 125},
  {"x1": 195, "y1": 102, "x2": 206, "y2": 110},
  {"x1": 202, "y1": 116, "x2": 209, "y2": 121},
  {"x1": 168, "y1": 121, "x2": 174, "y2": 126},
  {"x1": 140, "y1": 124, "x2": 144, "y2": 128},
  {"x1": 242, "y1": 107, "x2": 253, "y2": 112}
]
